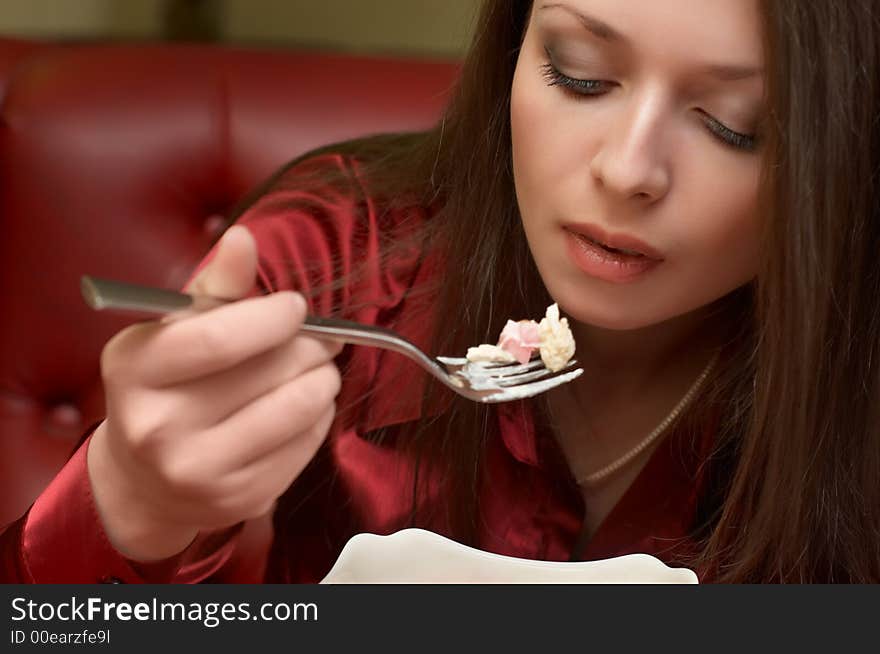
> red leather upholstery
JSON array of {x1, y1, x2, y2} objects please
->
[{"x1": 0, "y1": 38, "x2": 458, "y2": 525}]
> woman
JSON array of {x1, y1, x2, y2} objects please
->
[{"x1": 3, "y1": 0, "x2": 879, "y2": 583}]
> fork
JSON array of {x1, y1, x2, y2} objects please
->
[{"x1": 80, "y1": 276, "x2": 584, "y2": 403}]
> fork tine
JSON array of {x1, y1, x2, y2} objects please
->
[
  {"x1": 445, "y1": 356, "x2": 579, "y2": 392},
  {"x1": 490, "y1": 360, "x2": 580, "y2": 387},
  {"x1": 436, "y1": 356, "x2": 468, "y2": 366},
  {"x1": 480, "y1": 368, "x2": 584, "y2": 403},
  {"x1": 437, "y1": 357, "x2": 547, "y2": 374},
  {"x1": 483, "y1": 359, "x2": 547, "y2": 374},
  {"x1": 436, "y1": 356, "x2": 546, "y2": 373}
]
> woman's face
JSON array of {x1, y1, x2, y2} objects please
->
[{"x1": 511, "y1": 0, "x2": 765, "y2": 330}]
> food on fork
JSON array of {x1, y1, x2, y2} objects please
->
[
  {"x1": 465, "y1": 303, "x2": 576, "y2": 372},
  {"x1": 498, "y1": 319, "x2": 542, "y2": 364},
  {"x1": 537, "y1": 303, "x2": 576, "y2": 372},
  {"x1": 465, "y1": 343, "x2": 517, "y2": 364}
]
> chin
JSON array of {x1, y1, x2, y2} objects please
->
[
  {"x1": 543, "y1": 277, "x2": 678, "y2": 332},
  {"x1": 549, "y1": 291, "x2": 653, "y2": 331},
  {"x1": 566, "y1": 305, "x2": 664, "y2": 332}
]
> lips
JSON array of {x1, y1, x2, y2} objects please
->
[
  {"x1": 562, "y1": 223, "x2": 664, "y2": 261},
  {"x1": 564, "y1": 230, "x2": 662, "y2": 283}
]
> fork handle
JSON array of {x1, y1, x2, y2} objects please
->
[{"x1": 80, "y1": 275, "x2": 429, "y2": 354}]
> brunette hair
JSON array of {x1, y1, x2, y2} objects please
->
[
  {"x1": 697, "y1": 0, "x2": 880, "y2": 582},
  {"x1": 266, "y1": 0, "x2": 880, "y2": 582}
]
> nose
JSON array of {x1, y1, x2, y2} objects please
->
[{"x1": 589, "y1": 97, "x2": 671, "y2": 203}]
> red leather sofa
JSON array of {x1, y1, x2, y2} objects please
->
[{"x1": 0, "y1": 37, "x2": 458, "y2": 526}]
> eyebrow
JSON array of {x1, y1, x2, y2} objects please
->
[
  {"x1": 539, "y1": 2, "x2": 625, "y2": 43},
  {"x1": 698, "y1": 63, "x2": 763, "y2": 81},
  {"x1": 539, "y1": 2, "x2": 763, "y2": 81}
]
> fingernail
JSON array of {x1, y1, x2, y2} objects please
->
[
  {"x1": 293, "y1": 291, "x2": 309, "y2": 311},
  {"x1": 221, "y1": 225, "x2": 242, "y2": 244},
  {"x1": 289, "y1": 291, "x2": 308, "y2": 314}
]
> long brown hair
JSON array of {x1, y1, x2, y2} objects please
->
[
  {"x1": 696, "y1": 0, "x2": 880, "y2": 582},
  {"x1": 268, "y1": 0, "x2": 880, "y2": 582}
]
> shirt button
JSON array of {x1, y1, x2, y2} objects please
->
[
  {"x1": 203, "y1": 214, "x2": 226, "y2": 238},
  {"x1": 48, "y1": 403, "x2": 82, "y2": 428}
]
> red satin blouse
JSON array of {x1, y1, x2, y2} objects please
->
[{"x1": 1, "y1": 153, "x2": 713, "y2": 583}]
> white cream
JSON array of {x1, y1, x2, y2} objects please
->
[
  {"x1": 538, "y1": 303, "x2": 576, "y2": 372},
  {"x1": 465, "y1": 343, "x2": 517, "y2": 364}
]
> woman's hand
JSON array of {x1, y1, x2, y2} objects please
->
[{"x1": 86, "y1": 226, "x2": 342, "y2": 561}]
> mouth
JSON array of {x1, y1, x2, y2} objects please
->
[
  {"x1": 576, "y1": 234, "x2": 646, "y2": 258},
  {"x1": 563, "y1": 223, "x2": 664, "y2": 261},
  {"x1": 562, "y1": 225, "x2": 664, "y2": 284}
]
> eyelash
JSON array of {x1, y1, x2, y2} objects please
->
[
  {"x1": 540, "y1": 62, "x2": 611, "y2": 96},
  {"x1": 539, "y1": 62, "x2": 758, "y2": 152}
]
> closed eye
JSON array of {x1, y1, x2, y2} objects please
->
[
  {"x1": 540, "y1": 62, "x2": 613, "y2": 97},
  {"x1": 698, "y1": 111, "x2": 758, "y2": 152}
]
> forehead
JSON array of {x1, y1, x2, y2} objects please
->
[{"x1": 533, "y1": 0, "x2": 764, "y2": 67}]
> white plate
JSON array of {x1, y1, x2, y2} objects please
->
[{"x1": 320, "y1": 528, "x2": 698, "y2": 584}]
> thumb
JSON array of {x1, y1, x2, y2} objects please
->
[{"x1": 185, "y1": 225, "x2": 258, "y2": 301}]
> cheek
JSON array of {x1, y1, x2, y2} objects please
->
[
  {"x1": 511, "y1": 83, "x2": 557, "y2": 271},
  {"x1": 511, "y1": 63, "x2": 604, "y2": 230},
  {"x1": 510, "y1": 69, "x2": 546, "y2": 204},
  {"x1": 510, "y1": 57, "x2": 577, "y2": 213},
  {"x1": 680, "y1": 160, "x2": 762, "y2": 285}
]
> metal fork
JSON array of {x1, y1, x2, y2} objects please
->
[{"x1": 80, "y1": 276, "x2": 583, "y2": 404}]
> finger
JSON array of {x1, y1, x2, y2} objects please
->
[
  {"x1": 107, "y1": 291, "x2": 308, "y2": 387},
  {"x1": 193, "y1": 362, "x2": 341, "y2": 472},
  {"x1": 224, "y1": 402, "x2": 337, "y2": 518},
  {"x1": 163, "y1": 334, "x2": 343, "y2": 431},
  {"x1": 153, "y1": 401, "x2": 336, "y2": 530},
  {"x1": 185, "y1": 225, "x2": 259, "y2": 301}
]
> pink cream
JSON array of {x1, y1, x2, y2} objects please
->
[{"x1": 498, "y1": 319, "x2": 542, "y2": 364}]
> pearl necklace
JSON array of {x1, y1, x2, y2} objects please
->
[{"x1": 575, "y1": 351, "x2": 719, "y2": 487}]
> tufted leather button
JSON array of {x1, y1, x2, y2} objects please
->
[
  {"x1": 203, "y1": 214, "x2": 226, "y2": 238},
  {"x1": 99, "y1": 576, "x2": 125, "y2": 584},
  {"x1": 47, "y1": 403, "x2": 82, "y2": 429}
]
